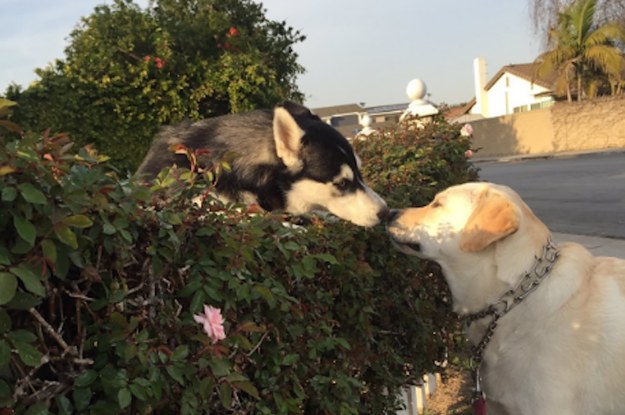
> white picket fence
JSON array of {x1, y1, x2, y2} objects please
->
[{"x1": 396, "y1": 373, "x2": 441, "y2": 415}]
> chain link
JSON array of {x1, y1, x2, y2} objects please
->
[{"x1": 463, "y1": 239, "x2": 560, "y2": 397}]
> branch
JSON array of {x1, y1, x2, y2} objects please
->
[{"x1": 29, "y1": 307, "x2": 74, "y2": 355}]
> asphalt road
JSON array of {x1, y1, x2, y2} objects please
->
[{"x1": 477, "y1": 151, "x2": 625, "y2": 239}]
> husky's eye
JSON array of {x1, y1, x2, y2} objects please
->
[
  {"x1": 334, "y1": 179, "x2": 351, "y2": 191},
  {"x1": 431, "y1": 200, "x2": 442, "y2": 208}
]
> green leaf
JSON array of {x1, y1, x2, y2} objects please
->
[
  {"x1": 13, "y1": 214, "x2": 37, "y2": 246},
  {"x1": 55, "y1": 395, "x2": 73, "y2": 415},
  {"x1": 166, "y1": 212, "x2": 182, "y2": 225},
  {"x1": 335, "y1": 337, "x2": 351, "y2": 350},
  {"x1": 171, "y1": 345, "x2": 189, "y2": 362},
  {"x1": 11, "y1": 265, "x2": 45, "y2": 297},
  {"x1": 0, "y1": 126, "x2": 19, "y2": 140},
  {"x1": 74, "y1": 369, "x2": 98, "y2": 387},
  {"x1": 0, "y1": 379, "x2": 10, "y2": 400},
  {"x1": 0, "y1": 309, "x2": 11, "y2": 334},
  {"x1": 0, "y1": 272, "x2": 18, "y2": 305},
  {"x1": 225, "y1": 373, "x2": 248, "y2": 383},
  {"x1": 54, "y1": 223, "x2": 78, "y2": 249},
  {"x1": 209, "y1": 358, "x2": 231, "y2": 377},
  {"x1": 0, "y1": 246, "x2": 10, "y2": 265},
  {"x1": 6, "y1": 291, "x2": 41, "y2": 310},
  {"x1": 0, "y1": 340, "x2": 11, "y2": 368},
  {"x1": 190, "y1": 289, "x2": 206, "y2": 312},
  {"x1": 253, "y1": 285, "x2": 275, "y2": 308},
  {"x1": 8, "y1": 329, "x2": 37, "y2": 343},
  {"x1": 18, "y1": 183, "x2": 47, "y2": 204},
  {"x1": 166, "y1": 365, "x2": 185, "y2": 385},
  {"x1": 102, "y1": 222, "x2": 116, "y2": 235},
  {"x1": 198, "y1": 377, "x2": 214, "y2": 399},
  {"x1": 63, "y1": 214, "x2": 93, "y2": 229},
  {"x1": 282, "y1": 354, "x2": 299, "y2": 366},
  {"x1": 24, "y1": 401, "x2": 49, "y2": 415},
  {"x1": 73, "y1": 387, "x2": 92, "y2": 411},
  {"x1": 118, "y1": 388, "x2": 132, "y2": 409},
  {"x1": 315, "y1": 253, "x2": 339, "y2": 264},
  {"x1": 0, "y1": 98, "x2": 17, "y2": 109},
  {"x1": 233, "y1": 380, "x2": 260, "y2": 399},
  {"x1": 219, "y1": 382, "x2": 233, "y2": 409},
  {"x1": 15, "y1": 341, "x2": 42, "y2": 367},
  {"x1": 128, "y1": 383, "x2": 149, "y2": 401},
  {"x1": 41, "y1": 239, "x2": 57, "y2": 262},
  {"x1": 1, "y1": 187, "x2": 17, "y2": 202}
]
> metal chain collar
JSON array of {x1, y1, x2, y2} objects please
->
[{"x1": 462, "y1": 238, "x2": 560, "y2": 398}]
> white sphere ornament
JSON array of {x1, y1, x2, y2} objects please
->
[{"x1": 406, "y1": 78, "x2": 427, "y2": 101}]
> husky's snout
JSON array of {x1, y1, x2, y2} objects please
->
[{"x1": 329, "y1": 185, "x2": 388, "y2": 227}]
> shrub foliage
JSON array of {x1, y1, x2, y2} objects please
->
[
  {"x1": 5, "y1": 0, "x2": 305, "y2": 171},
  {"x1": 0, "y1": 110, "x2": 477, "y2": 414}
]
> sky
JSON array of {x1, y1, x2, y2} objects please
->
[{"x1": 0, "y1": 0, "x2": 544, "y2": 109}]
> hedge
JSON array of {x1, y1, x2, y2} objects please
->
[{"x1": 0, "y1": 112, "x2": 478, "y2": 414}]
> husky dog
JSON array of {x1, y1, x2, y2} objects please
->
[{"x1": 136, "y1": 101, "x2": 388, "y2": 227}]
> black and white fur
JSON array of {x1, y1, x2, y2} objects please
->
[{"x1": 136, "y1": 102, "x2": 388, "y2": 227}]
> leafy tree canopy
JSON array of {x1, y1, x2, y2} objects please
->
[{"x1": 6, "y1": 0, "x2": 306, "y2": 170}]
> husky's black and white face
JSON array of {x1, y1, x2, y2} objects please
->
[{"x1": 273, "y1": 104, "x2": 388, "y2": 227}]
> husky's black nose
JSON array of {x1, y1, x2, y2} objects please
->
[
  {"x1": 385, "y1": 209, "x2": 400, "y2": 224},
  {"x1": 377, "y1": 207, "x2": 391, "y2": 223}
]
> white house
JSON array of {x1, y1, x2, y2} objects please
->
[{"x1": 459, "y1": 57, "x2": 556, "y2": 121}]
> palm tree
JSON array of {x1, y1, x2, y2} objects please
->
[{"x1": 533, "y1": 0, "x2": 625, "y2": 102}]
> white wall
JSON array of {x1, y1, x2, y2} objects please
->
[{"x1": 470, "y1": 72, "x2": 553, "y2": 118}]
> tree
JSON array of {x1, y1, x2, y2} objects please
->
[
  {"x1": 6, "y1": 0, "x2": 306, "y2": 170},
  {"x1": 533, "y1": 0, "x2": 625, "y2": 101},
  {"x1": 530, "y1": 0, "x2": 625, "y2": 38}
]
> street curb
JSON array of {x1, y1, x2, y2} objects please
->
[{"x1": 472, "y1": 148, "x2": 625, "y2": 164}]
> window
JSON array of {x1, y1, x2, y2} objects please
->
[{"x1": 330, "y1": 114, "x2": 359, "y2": 127}]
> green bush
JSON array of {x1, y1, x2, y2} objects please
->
[
  {"x1": 353, "y1": 114, "x2": 479, "y2": 208},
  {"x1": 0, "y1": 114, "x2": 476, "y2": 414}
]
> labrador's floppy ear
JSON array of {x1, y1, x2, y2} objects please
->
[
  {"x1": 273, "y1": 106, "x2": 305, "y2": 171},
  {"x1": 460, "y1": 188, "x2": 520, "y2": 252}
]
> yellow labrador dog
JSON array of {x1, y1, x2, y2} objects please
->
[{"x1": 387, "y1": 182, "x2": 625, "y2": 415}]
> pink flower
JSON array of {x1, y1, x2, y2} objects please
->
[
  {"x1": 227, "y1": 27, "x2": 239, "y2": 37},
  {"x1": 154, "y1": 57, "x2": 164, "y2": 69},
  {"x1": 144, "y1": 55, "x2": 151, "y2": 62},
  {"x1": 194, "y1": 305, "x2": 226, "y2": 344},
  {"x1": 465, "y1": 149, "x2": 474, "y2": 158},
  {"x1": 460, "y1": 123, "x2": 473, "y2": 137}
]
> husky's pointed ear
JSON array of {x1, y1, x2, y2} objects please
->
[
  {"x1": 273, "y1": 106, "x2": 305, "y2": 170},
  {"x1": 460, "y1": 188, "x2": 520, "y2": 252}
]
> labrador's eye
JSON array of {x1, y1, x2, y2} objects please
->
[{"x1": 431, "y1": 200, "x2": 442, "y2": 208}]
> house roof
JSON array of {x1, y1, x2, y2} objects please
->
[
  {"x1": 367, "y1": 103, "x2": 408, "y2": 114},
  {"x1": 484, "y1": 62, "x2": 557, "y2": 91},
  {"x1": 443, "y1": 104, "x2": 469, "y2": 121},
  {"x1": 312, "y1": 103, "x2": 365, "y2": 118},
  {"x1": 460, "y1": 62, "x2": 559, "y2": 115}
]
